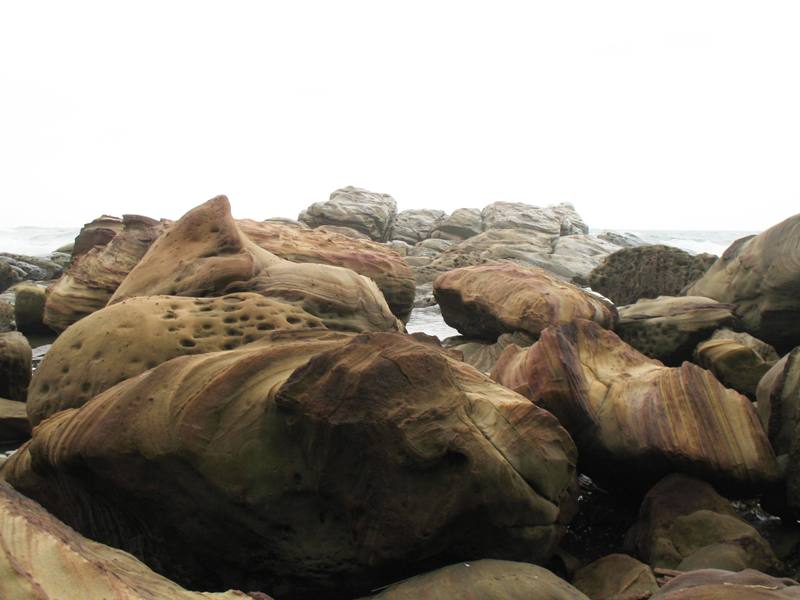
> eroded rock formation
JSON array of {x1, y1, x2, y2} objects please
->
[{"x1": 299, "y1": 186, "x2": 397, "y2": 242}]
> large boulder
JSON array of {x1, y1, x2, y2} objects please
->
[
  {"x1": 298, "y1": 186, "x2": 397, "y2": 242},
  {"x1": 13, "y1": 283, "x2": 49, "y2": 335},
  {"x1": 72, "y1": 214, "x2": 124, "y2": 258},
  {"x1": 651, "y1": 569, "x2": 800, "y2": 599},
  {"x1": 434, "y1": 264, "x2": 617, "y2": 340},
  {"x1": 491, "y1": 319, "x2": 779, "y2": 495},
  {"x1": 238, "y1": 220, "x2": 415, "y2": 321},
  {"x1": 616, "y1": 296, "x2": 737, "y2": 366},
  {"x1": 27, "y1": 293, "x2": 325, "y2": 426},
  {"x1": 5, "y1": 331, "x2": 577, "y2": 598},
  {"x1": 109, "y1": 197, "x2": 402, "y2": 334},
  {"x1": 0, "y1": 332, "x2": 31, "y2": 402},
  {"x1": 589, "y1": 245, "x2": 716, "y2": 306},
  {"x1": 571, "y1": 554, "x2": 658, "y2": 600},
  {"x1": 0, "y1": 482, "x2": 250, "y2": 600},
  {"x1": 545, "y1": 234, "x2": 622, "y2": 284},
  {"x1": 625, "y1": 474, "x2": 780, "y2": 573},
  {"x1": 481, "y1": 202, "x2": 588, "y2": 236},
  {"x1": 430, "y1": 208, "x2": 482, "y2": 240},
  {"x1": 43, "y1": 214, "x2": 167, "y2": 332},
  {"x1": 360, "y1": 560, "x2": 589, "y2": 599},
  {"x1": 0, "y1": 253, "x2": 63, "y2": 282},
  {"x1": 391, "y1": 209, "x2": 446, "y2": 244},
  {"x1": 695, "y1": 329, "x2": 779, "y2": 399},
  {"x1": 757, "y1": 348, "x2": 800, "y2": 460},
  {"x1": 686, "y1": 214, "x2": 800, "y2": 352}
]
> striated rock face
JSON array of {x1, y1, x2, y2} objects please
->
[
  {"x1": 686, "y1": 214, "x2": 800, "y2": 352},
  {"x1": 430, "y1": 208, "x2": 482, "y2": 240},
  {"x1": 589, "y1": 245, "x2": 716, "y2": 306},
  {"x1": 27, "y1": 293, "x2": 325, "y2": 426},
  {"x1": 5, "y1": 331, "x2": 577, "y2": 599},
  {"x1": 616, "y1": 296, "x2": 737, "y2": 366},
  {"x1": 110, "y1": 197, "x2": 402, "y2": 334},
  {"x1": 546, "y1": 235, "x2": 622, "y2": 284},
  {"x1": 0, "y1": 332, "x2": 31, "y2": 402},
  {"x1": 72, "y1": 215, "x2": 125, "y2": 258},
  {"x1": 695, "y1": 329, "x2": 779, "y2": 399},
  {"x1": 481, "y1": 202, "x2": 588, "y2": 236},
  {"x1": 238, "y1": 220, "x2": 415, "y2": 321},
  {"x1": 597, "y1": 231, "x2": 646, "y2": 248},
  {"x1": 757, "y1": 349, "x2": 800, "y2": 460},
  {"x1": 434, "y1": 264, "x2": 616, "y2": 340},
  {"x1": 651, "y1": 569, "x2": 800, "y2": 599},
  {"x1": 360, "y1": 560, "x2": 589, "y2": 600},
  {"x1": 0, "y1": 397, "x2": 30, "y2": 444},
  {"x1": 572, "y1": 554, "x2": 658, "y2": 600},
  {"x1": 391, "y1": 209, "x2": 446, "y2": 244},
  {"x1": 491, "y1": 319, "x2": 779, "y2": 495},
  {"x1": 44, "y1": 215, "x2": 168, "y2": 332},
  {"x1": 625, "y1": 475, "x2": 781, "y2": 573},
  {"x1": 0, "y1": 482, "x2": 250, "y2": 600},
  {"x1": 443, "y1": 332, "x2": 536, "y2": 374},
  {"x1": 298, "y1": 186, "x2": 397, "y2": 242}
]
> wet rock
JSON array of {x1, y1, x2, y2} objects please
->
[
  {"x1": 0, "y1": 331, "x2": 31, "y2": 402},
  {"x1": 391, "y1": 209, "x2": 446, "y2": 244},
  {"x1": 695, "y1": 329, "x2": 779, "y2": 399},
  {"x1": 430, "y1": 208, "x2": 482, "y2": 240},
  {"x1": 572, "y1": 554, "x2": 658, "y2": 600},
  {"x1": 298, "y1": 186, "x2": 397, "y2": 242}
]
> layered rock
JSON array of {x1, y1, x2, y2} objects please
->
[
  {"x1": 0, "y1": 253, "x2": 64, "y2": 282},
  {"x1": 616, "y1": 296, "x2": 737, "y2": 366},
  {"x1": 757, "y1": 348, "x2": 800, "y2": 459},
  {"x1": 434, "y1": 264, "x2": 616, "y2": 340},
  {"x1": 546, "y1": 235, "x2": 622, "y2": 284},
  {"x1": 0, "y1": 332, "x2": 31, "y2": 402},
  {"x1": 491, "y1": 319, "x2": 779, "y2": 494},
  {"x1": 298, "y1": 186, "x2": 397, "y2": 242},
  {"x1": 625, "y1": 475, "x2": 780, "y2": 573},
  {"x1": 44, "y1": 214, "x2": 167, "y2": 332},
  {"x1": 361, "y1": 560, "x2": 589, "y2": 599},
  {"x1": 651, "y1": 569, "x2": 800, "y2": 599},
  {"x1": 109, "y1": 197, "x2": 402, "y2": 334},
  {"x1": 0, "y1": 397, "x2": 30, "y2": 444},
  {"x1": 572, "y1": 554, "x2": 658, "y2": 600},
  {"x1": 0, "y1": 482, "x2": 250, "y2": 600},
  {"x1": 481, "y1": 202, "x2": 588, "y2": 236},
  {"x1": 238, "y1": 220, "x2": 415, "y2": 321},
  {"x1": 27, "y1": 293, "x2": 325, "y2": 426},
  {"x1": 72, "y1": 214, "x2": 124, "y2": 258},
  {"x1": 391, "y1": 209, "x2": 446, "y2": 244},
  {"x1": 443, "y1": 332, "x2": 536, "y2": 373},
  {"x1": 695, "y1": 329, "x2": 779, "y2": 399},
  {"x1": 5, "y1": 331, "x2": 577, "y2": 598},
  {"x1": 430, "y1": 208, "x2": 482, "y2": 240},
  {"x1": 686, "y1": 214, "x2": 800, "y2": 352},
  {"x1": 588, "y1": 245, "x2": 716, "y2": 306}
]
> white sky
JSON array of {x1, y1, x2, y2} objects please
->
[{"x1": 1, "y1": 1, "x2": 798, "y2": 231}]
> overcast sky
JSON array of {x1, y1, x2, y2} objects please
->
[{"x1": 1, "y1": 1, "x2": 798, "y2": 231}]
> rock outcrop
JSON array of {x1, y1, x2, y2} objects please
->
[
  {"x1": 390, "y1": 209, "x2": 446, "y2": 244},
  {"x1": 0, "y1": 332, "x2": 31, "y2": 402},
  {"x1": 434, "y1": 264, "x2": 616, "y2": 340},
  {"x1": 491, "y1": 319, "x2": 779, "y2": 495},
  {"x1": 430, "y1": 208, "x2": 482, "y2": 240},
  {"x1": 695, "y1": 329, "x2": 779, "y2": 399},
  {"x1": 299, "y1": 186, "x2": 397, "y2": 242}
]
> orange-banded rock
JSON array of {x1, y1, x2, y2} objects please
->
[
  {"x1": 4, "y1": 330, "x2": 578, "y2": 599},
  {"x1": 109, "y1": 196, "x2": 403, "y2": 334},
  {"x1": 238, "y1": 219, "x2": 415, "y2": 321},
  {"x1": 686, "y1": 214, "x2": 800, "y2": 353},
  {"x1": 0, "y1": 482, "x2": 250, "y2": 600},
  {"x1": 491, "y1": 319, "x2": 779, "y2": 495},
  {"x1": 695, "y1": 329, "x2": 779, "y2": 399},
  {"x1": 616, "y1": 296, "x2": 737, "y2": 366},
  {"x1": 434, "y1": 264, "x2": 616, "y2": 341},
  {"x1": 651, "y1": 569, "x2": 800, "y2": 599},
  {"x1": 27, "y1": 293, "x2": 325, "y2": 426},
  {"x1": 44, "y1": 214, "x2": 168, "y2": 332},
  {"x1": 359, "y1": 560, "x2": 589, "y2": 599}
]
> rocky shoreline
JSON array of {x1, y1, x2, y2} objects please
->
[{"x1": 1, "y1": 186, "x2": 800, "y2": 599}]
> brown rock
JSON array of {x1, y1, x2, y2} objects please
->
[
  {"x1": 0, "y1": 331, "x2": 31, "y2": 402},
  {"x1": 651, "y1": 569, "x2": 800, "y2": 599},
  {"x1": 572, "y1": 554, "x2": 657, "y2": 600},
  {"x1": 72, "y1": 214, "x2": 124, "y2": 258},
  {"x1": 14, "y1": 283, "x2": 49, "y2": 335},
  {"x1": 0, "y1": 397, "x2": 30, "y2": 444},
  {"x1": 758, "y1": 348, "x2": 800, "y2": 459},
  {"x1": 695, "y1": 329, "x2": 779, "y2": 399},
  {"x1": 443, "y1": 331, "x2": 536, "y2": 373}
]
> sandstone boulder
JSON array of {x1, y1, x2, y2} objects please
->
[
  {"x1": 430, "y1": 208, "x2": 482, "y2": 240},
  {"x1": 434, "y1": 264, "x2": 616, "y2": 340},
  {"x1": 571, "y1": 554, "x2": 658, "y2": 600},
  {"x1": 0, "y1": 332, "x2": 31, "y2": 402},
  {"x1": 481, "y1": 201, "x2": 563, "y2": 235},
  {"x1": 72, "y1": 214, "x2": 124, "y2": 258},
  {"x1": 757, "y1": 348, "x2": 800, "y2": 460},
  {"x1": 391, "y1": 209, "x2": 446, "y2": 244},
  {"x1": 651, "y1": 569, "x2": 800, "y2": 599},
  {"x1": 443, "y1": 331, "x2": 536, "y2": 373},
  {"x1": 298, "y1": 186, "x2": 397, "y2": 242},
  {"x1": 491, "y1": 319, "x2": 779, "y2": 495},
  {"x1": 695, "y1": 329, "x2": 779, "y2": 399},
  {"x1": 14, "y1": 283, "x2": 49, "y2": 334}
]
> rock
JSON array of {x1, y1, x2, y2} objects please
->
[
  {"x1": 238, "y1": 219, "x2": 415, "y2": 321},
  {"x1": 0, "y1": 299, "x2": 13, "y2": 332},
  {"x1": 545, "y1": 235, "x2": 623, "y2": 284},
  {"x1": 491, "y1": 319, "x2": 779, "y2": 495},
  {"x1": 5, "y1": 330, "x2": 578, "y2": 598},
  {"x1": 72, "y1": 214, "x2": 125, "y2": 258},
  {"x1": 625, "y1": 475, "x2": 780, "y2": 573},
  {"x1": 443, "y1": 331, "x2": 536, "y2": 373},
  {"x1": 481, "y1": 201, "x2": 563, "y2": 235},
  {"x1": 0, "y1": 332, "x2": 31, "y2": 402},
  {"x1": 597, "y1": 231, "x2": 646, "y2": 248},
  {"x1": 757, "y1": 348, "x2": 800, "y2": 460},
  {"x1": 686, "y1": 214, "x2": 800, "y2": 352},
  {"x1": 48, "y1": 251, "x2": 72, "y2": 269},
  {"x1": 110, "y1": 197, "x2": 402, "y2": 334},
  {"x1": 0, "y1": 253, "x2": 63, "y2": 281},
  {"x1": 616, "y1": 296, "x2": 737, "y2": 366},
  {"x1": 651, "y1": 569, "x2": 800, "y2": 599},
  {"x1": 265, "y1": 217, "x2": 308, "y2": 228},
  {"x1": 0, "y1": 397, "x2": 30, "y2": 443},
  {"x1": 409, "y1": 238, "x2": 454, "y2": 257},
  {"x1": 430, "y1": 208, "x2": 482, "y2": 240},
  {"x1": 298, "y1": 186, "x2": 397, "y2": 242},
  {"x1": 360, "y1": 560, "x2": 589, "y2": 599},
  {"x1": 44, "y1": 214, "x2": 168, "y2": 332},
  {"x1": 385, "y1": 240, "x2": 411, "y2": 256},
  {"x1": 13, "y1": 283, "x2": 49, "y2": 335},
  {"x1": 572, "y1": 554, "x2": 658, "y2": 600},
  {"x1": 695, "y1": 329, "x2": 779, "y2": 399},
  {"x1": 589, "y1": 245, "x2": 716, "y2": 306},
  {"x1": 54, "y1": 242, "x2": 75, "y2": 254},
  {"x1": 27, "y1": 293, "x2": 326, "y2": 426},
  {"x1": 434, "y1": 264, "x2": 617, "y2": 340},
  {"x1": 0, "y1": 262, "x2": 13, "y2": 293},
  {"x1": 0, "y1": 482, "x2": 250, "y2": 600},
  {"x1": 391, "y1": 209, "x2": 446, "y2": 244},
  {"x1": 314, "y1": 224, "x2": 372, "y2": 239}
]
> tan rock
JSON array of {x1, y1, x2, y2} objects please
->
[
  {"x1": 572, "y1": 554, "x2": 657, "y2": 600},
  {"x1": 757, "y1": 349, "x2": 800, "y2": 459},
  {"x1": 14, "y1": 283, "x2": 49, "y2": 334},
  {"x1": 72, "y1": 214, "x2": 124, "y2": 258},
  {"x1": 651, "y1": 569, "x2": 800, "y2": 599},
  {"x1": 0, "y1": 397, "x2": 30, "y2": 444},
  {"x1": 0, "y1": 332, "x2": 31, "y2": 402},
  {"x1": 298, "y1": 186, "x2": 397, "y2": 241},
  {"x1": 443, "y1": 331, "x2": 536, "y2": 373},
  {"x1": 695, "y1": 329, "x2": 779, "y2": 399}
]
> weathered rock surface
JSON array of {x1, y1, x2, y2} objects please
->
[
  {"x1": 443, "y1": 332, "x2": 536, "y2": 373},
  {"x1": 238, "y1": 219, "x2": 415, "y2": 321},
  {"x1": 686, "y1": 214, "x2": 800, "y2": 352},
  {"x1": 72, "y1": 214, "x2": 125, "y2": 258},
  {"x1": 0, "y1": 300, "x2": 12, "y2": 332},
  {"x1": 651, "y1": 569, "x2": 800, "y2": 599},
  {"x1": 0, "y1": 253, "x2": 64, "y2": 282},
  {"x1": 589, "y1": 245, "x2": 716, "y2": 306},
  {"x1": 491, "y1": 319, "x2": 779, "y2": 494},
  {"x1": 597, "y1": 231, "x2": 646, "y2": 248},
  {"x1": 695, "y1": 329, "x2": 779, "y2": 399},
  {"x1": 571, "y1": 554, "x2": 658, "y2": 600},
  {"x1": 0, "y1": 262, "x2": 13, "y2": 293},
  {"x1": 0, "y1": 332, "x2": 31, "y2": 402},
  {"x1": 391, "y1": 209, "x2": 446, "y2": 244},
  {"x1": 616, "y1": 296, "x2": 737, "y2": 366},
  {"x1": 546, "y1": 235, "x2": 623, "y2": 284},
  {"x1": 27, "y1": 293, "x2": 325, "y2": 426},
  {"x1": 298, "y1": 186, "x2": 397, "y2": 242},
  {"x1": 314, "y1": 224, "x2": 371, "y2": 239},
  {"x1": 481, "y1": 202, "x2": 563, "y2": 235},
  {"x1": 14, "y1": 283, "x2": 49, "y2": 334},
  {"x1": 0, "y1": 482, "x2": 250, "y2": 600},
  {"x1": 361, "y1": 560, "x2": 589, "y2": 599},
  {"x1": 0, "y1": 397, "x2": 30, "y2": 443},
  {"x1": 44, "y1": 214, "x2": 167, "y2": 332},
  {"x1": 430, "y1": 208, "x2": 482, "y2": 240},
  {"x1": 625, "y1": 474, "x2": 780, "y2": 573},
  {"x1": 6, "y1": 330, "x2": 577, "y2": 598},
  {"x1": 434, "y1": 264, "x2": 616, "y2": 340},
  {"x1": 757, "y1": 348, "x2": 800, "y2": 460}
]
